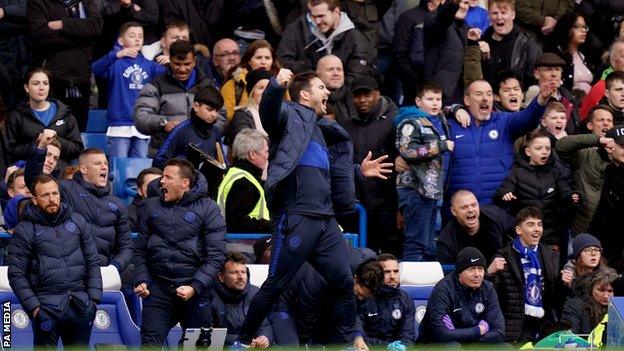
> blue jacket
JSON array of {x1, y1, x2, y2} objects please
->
[
  {"x1": 447, "y1": 98, "x2": 545, "y2": 204},
  {"x1": 24, "y1": 146, "x2": 133, "y2": 271},
  {"x1": 8, "y1": 202, "x2": 102, "y2": 318},
  {"x1": 92, "y1": 48, "x2": 165, "y2": 126},
  {"x1": 260, "y1": 78, "x2": 356, "y2": 215},
  {"x1": 133, "y1": 171, "x2": 226, "y2": 294},
  {"x1": 418, "y1": 273, "x2": 504, "y2": 343},
  {"x1": 355, "y1": 285, "x2": 416, "y2": 345}
]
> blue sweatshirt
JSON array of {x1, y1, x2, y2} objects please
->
[{"x1": 92, "y1": 48, "x2": 166, "y2": 126}]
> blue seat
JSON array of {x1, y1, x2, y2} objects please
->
[
  {"x1": 165, "y1": 325, "x2": 184, "y2": 350},
  {"x1": 0, "y1": 291, "x2": 34, "y2": 350},
  {"x1": 111, "y1": 157, "x2": 153, "y2": 204},
  {"x1": 90, "y1": 291, "x2": 141, "y2": 349},
  {"x1": 81, "y1": 133, "x2": 108, "y2": 152},
  {"x1": 400, "y1": 286, "x2": 434, "y2": 340},
  {"x1": 87, "y1": 109, "x2": 108, "y2": 133}
]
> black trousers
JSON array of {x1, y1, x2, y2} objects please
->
[
  {"x1": 32, "y1": 300, "x2": 96, "y2": 348},
  {"x1": 51, "y1": 79, "x2": 91, "y2": 132}
]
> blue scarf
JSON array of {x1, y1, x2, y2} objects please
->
[{"x1": 512, "y1": 238, "x2": 544, "y2": 318}]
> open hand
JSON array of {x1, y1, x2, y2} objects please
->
[{"x1": 361, "y1": 152, "x2": 393, "y2": 180}]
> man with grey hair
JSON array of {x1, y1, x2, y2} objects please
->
[
  {"x1": 580, "y1": 38, "x2": 624, "y2": 119},
  {"x1": 217, "y1": 129, "x2": 271, "y2": 233}
]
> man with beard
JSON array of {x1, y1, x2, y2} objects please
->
[{"x1": 8, "y1": 174, "x2": 102, "y2": 347}]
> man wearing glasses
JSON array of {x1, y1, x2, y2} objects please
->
[{"x1": 211, "y1": 38, "x2": 242, "y2": 88}]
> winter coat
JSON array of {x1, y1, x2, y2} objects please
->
[
  {"x1": 134, "y1": 171, "x2": 226, "y2": 295},
  {"x1": 6, "y1": 100, "x2": 83, "y2": 163},
  {"x1": 447, "y1": 98, "x2": 545, "y2": 205},
  {"x1": 227, "y1": 108, "x2": 255, "y2": 146},
  {"x1": 210, "y1": 279, "x2": 274, "y2": 345},
  {"x1": 339, "y1": 0, "x2": 393, "y2": 56},
  {"x1": 27, "y1": 0, "x2": 102, "y2": 83},
  {"x1": 493, "y1": 154, "x2": 574, "y2": 245},
  {"x1": 24, "y1": 148, "x2": 133, "y2": 271},
  {"x1": 492, "y1": 243, "x2": 561, "y2": 343},
  {"x1": 515, "y1": 0, "x2": 573, "y2": 40},
  {"x1": 418, "y1": 273, "x2": 505, "y2": 343},
  {"x1": 8, "y1": 202, "x2": 102, "y2": 318},
  {"x1": 0, "y1": 0, "x2": 31, "y2": 92},
  {"x1": 556, "y1": 134, "x2": 609, "y2": 233},
  {"x1": 355, "y1": 285, "x2": 416, "y2": 345},
  {"x1": 159, "y1": 0, "x2": 223, "y2": 47},
  {"x1": 437, "y1": 205, "x2": 514, "y2": 265},
  {"x1": 561, "y1": 296, "x2": 595, "y2": 335}
]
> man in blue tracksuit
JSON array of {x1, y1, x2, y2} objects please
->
[
  {"x1": 133, "y1": 158, "x2": 226, "y2": 347},
  {"x1": 236, "y1": 69, "x2": 391, "y2": 347},
  {"x1": 418, "y1": 247, "x2": 505, "y2": 344}
]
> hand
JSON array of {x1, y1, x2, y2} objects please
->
[
  {"x1": 442, "y1": 314, "x2": 455, "y2": 330},
  {"x1": 48, "y1": 20, "x2": 63, "y2": 30},
  {"x1": 360, "y1": 152, "x2": 393, "y2": 180},
  {"x1": 116, "y1": 47, "x2": 139, "y2": 59},
  {"x1": 353, "y1": 336, "x2": 369, "y2": 351},
  {"x1": 571, "y1": 193, "x2": 580, "y2": 203},
  {"x1": 537, "y1": 76, "x2": 558, "y2": 106},
  {"x1": 478, "y1": 320, "x2": 489, "y2": 335},
  {"x1": 541, "y1": 16, "x2": 557, "y2": 35},
  {"x1": 487, "y1": 257, "x2": 506, "y2": 275},
  {"x1": 446, "y1": 140, "x2": 454, "y2": 152},
  {"x1": 455, "y1": 108, "x2": 471, "y2": 128},
  {"x1": 501, "y1": 192, "x2": 516, "y2": 202},
  {"x1": 250, "y1": 335, "x2": 270, "y2": 349},
  {"x1": 120, "y1": 0, "x2": 131, "y2": 7},
  {"x1": 387, "y1": 340, "x2": 407, "y2": 351},
  {"x1": 394, "y1": 156, "x2": 409, "y2": 173},
  {"x1": 467, "y1": 28, "x2": 482, "y2": 41},
  {"x1": 276, "y1": 68, "x2": 293, "y2": 87},
  {"x1": 164, "y1": 120, "x2": 180, "y2": 133},
  {"x1": 32, "y1": 307, "x2": 40, "y2": 318},
  {"x1": 600, "y1": 137, "x2": 615, "y2": 151},
  {"x1": 37, "y1": 129, "x2": 57, "y2": 148},
  {"x1": 561, "y1": 268, "x2": 574, "y2": 286},
  {"x1": 133, "y1": 3, "x2": 141, "y2": 11},
  {"x1": 0, "y1": 8, "x2": 5, "y2": 19},
  {"x1": 176, "y1": 285, "x2": 196, "y2": 301},
  {"x1": 134, "y1": 283, "x2": 150, "y2": 298},
  {"x1": 155, "y1": 54, "x2": 170, "y2": 66},
  {"x1": 478, "y1": 41, "x2": 491, "y2": 61}
]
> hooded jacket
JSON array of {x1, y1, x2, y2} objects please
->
[
  {"x1": 133, "y1": 171, "x2": 226, "y2": 294},
  {"x1": 24, "y1": 146, "x2": 133, "y2": 271},
  {"x1": 8, "y1": 202, "x2": 102, "y2": 318},
  {"x1": 6, "y1": 99, "x2": 83, "y2": 164}
]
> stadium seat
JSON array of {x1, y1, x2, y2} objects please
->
[
  {"x1": 0, "y1": 266, "x2": 10, "y2": 291},
  {"x1": 110, "y1": 157, "x2": 153, "y2": 204},
  {"x1": 0, "y1": 290, "x2": 34, "y2": 349},
  {"x1": 248, "y1": 264, "x2": 269, "y2": 288},
  {"x1": 399, "y1": 261, "x2": 444, "y2": 286},
  {"x1": 87, "y1": 109, "x2": 108, "y2": 133},
  {"x1": 81, "y1": 133, "x2": 108, "y2": 151},
  {"x1": 90, "y1": 291, "x2": 141, "y2": 349},
  {"x1": 101, "y1": 265, "x2": 122, "y2": 291}
]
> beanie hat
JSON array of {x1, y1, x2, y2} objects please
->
[
  {"x1": 572, "y1": 233, "x2": 602, "y2": 258},
  {"x1": 253, "y1": 237, "x2": 272, "y2": 263},
  {"x1": 455, "y1": 247, "x2": 486, "y2": 274},
  {"x1": 245, "y1": 69, "x2": 273, "y2": 95}
]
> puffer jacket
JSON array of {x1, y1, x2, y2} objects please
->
[
  {"x1": 491, "y1": 243, "x2": 561, "y2": 343},
  {"x1": 493, "y1": 153, "x2": 574, "y2": 245},
  {"x1": 6, "y1": 99, "x2": 83, "y2": 163},
  {"x1": 134, "y1": 171, "x2": 226, "y2": 294},
  {"x1": 556, "y1": 134, "x2": 609, "y2": 234},
  {"x1": 418, "y1": 273, "x2": 505, "y2": 343},
  {"x1": 355, "y1": 285, "x2": 416, "y2": 345},
  {"x1": 133, "y1": 67, "x2": 227, "y2": 153},
  {"x1": 447, "y1": 98, "x2": 545, "y2": 205},
  {"x1": 8, "y1": 202, "x2": 102, "y2": 318},
  {"x1": 24, "y1": 147, "x2": 133, "y2": 271}
]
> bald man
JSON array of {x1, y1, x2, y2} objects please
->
[
  {"x1": 211, "y1": 38, "x2": 241, "y2": 88},
  {"x1": 316, "y1": 55, "x2": 357, "y2": 121}
]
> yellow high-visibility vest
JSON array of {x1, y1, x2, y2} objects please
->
[
  {"x1": 217, "y1": 167, "x2": 269, "y2": 221},
  {"x1": 588, "y1": 314, "x2": 607, "y2": 347}
]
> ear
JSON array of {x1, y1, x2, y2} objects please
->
[
  {"x1": 463, "y1": 94, "x2": 471, "y2": 106},
  {"x1": 515, "y1": 225, "x2": 521, "y2": 236},
  {"x1": 540, "y1": 118, "x2": 548, "y2": 128},
  {"x1": 181, "y1": 177, "x2": 190, "y2": 189},
  {"x1": 450, "y1": 206, "x2": 457, "y2": 217},
  {"x1": 117, "y1": 37, "x2": 124, "y2": 47},
  {"x1": 218, "y1": 272, "x2": 224, "y2": 283},
  {"x1": 604, "y1": 88, "x2": 610, "y2": 100},
  {"x1": 586, "y1": 120, "x2": 594, "y2": 131},
  {"x1": 300, "y1": 90, "x2": 310, "y2": 102},
  {"x1": 533, "y1": 69, "x2": 540, "y2": 80},
  {"x1": 192, "y1": 101, "x2": 200, "y2": 113},
  {"x1": 23, "y1": 84, "x2": 28, "y2": 94},
  {"x1": 415, "y1": 97, "x2": 422, "y2": 107},
  {"x1": 524, "y1": 144, "x2": 531, "y2": 157},
  {"x1": 7, "y1": 188, "x2": 14, "y2": 198},
  {"x1": 511, "y1": 9, "x2": 516, "y2": 20},
  {"x1": 79, "y1": 164, "x2": 87, "y2": 175}
]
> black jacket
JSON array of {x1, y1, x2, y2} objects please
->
[
  {"x1": 437, "y1": 205, "x2": 514, "y2": 265},
  {"x1": 224, "y1": 160, "x2": 271, "y2": 234},
  {"x1": 24, "y1": 147, "x2": 133, "y2": 271},
  {"x1": 492, "y1": 243, "x2": 561, "y2": 343},
  {"x1": 211, "y1": 279, "x2": 274, "y2": 345},
  {"x1": 328, "y1": 85, "x2": 358, "y2": 123},
  {"x1": 27, "y1": 0, "x2": 102, "y2": 83},
  {"x1": 160, "y1": 0, "x2": 223, "y2": 47},
  {"x1": 226, "y1": 108, "x2": 255, "y2": 146},
  {"x1": 7, "y1": 202, "x2": 102, "y2": 318},
  {"x1": 355, "y1": 285, "x2": 416, "y2": 345},
  {"x1": 134, "y1": 171, "x2": 226, "y2": 294},
  {"x1": 418, "y1": 273, "x2": 505, "y2": 343},
  {"x1": 561, "y1": 296, "x2": 595, "y2": 335},
  {"x1": 6, "y1": 100, "x2": 83, "y2": 163}
]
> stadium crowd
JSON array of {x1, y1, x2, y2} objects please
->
[{"x1": 1, "y1": 0, "x2": 624, "y2": 349}]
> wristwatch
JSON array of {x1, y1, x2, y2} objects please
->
[{"x1": 159, "y1": 118, "x2": 168, "y2": 130}]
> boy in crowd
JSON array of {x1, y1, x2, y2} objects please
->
[
  {"x1": 92, "y1": 22, "x2": 165, "y2": 157},
  {"x1": 540, "y1": 102, "x2": 568, "y2": 141},
  {"x1": 394, "y1": 81, "x2": 453, "y2": 261},
  {"x1": 6, "y1": 169, "x2": 31, "y2": 199}
]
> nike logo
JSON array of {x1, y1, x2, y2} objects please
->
[
  {"x1": 199, "y1": 302, "x2": 209, "y2": 307},
  {"x1": 470, "y1": 258, "x2": 479, "y2": 262},
  {"x1": 367, "y1": 312, "x2": 378, "y2": 317},
  {"x1": 455, "y1": 134, "x2": 464, "y2": 139},
  {"x1": 453, "y1": 308, "x2": 462, "y2": 312},
  {"x1": 55, "y1": 119, "x2": 66, "y2": 126}
]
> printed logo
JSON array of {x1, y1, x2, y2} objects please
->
[
  {"x1": 279, "y1": 312, "x2": 290, "y2": 320},
  {"x1": 547, "y1": 187, "x2": 555, "y2": 194},
  {"x1": 65, "y1": 222, "x2": 76, "y2": 232},
  {"x1": 289, "y1": 236, "x2": 301, "y2": 248},
  {"x1": 367, "y1": 312, "x2": 378, "y2": 317},
  {"x1": 40, "y1": 320, "x2": 52, "y2": 332},
  {"x1": 94, "y1": 310, "x2": 110, "y2": 330},
  {"x1": 488, "y1": 130, "x2": 499, "y2": 140},
  {"x1": 123, "y1": 64, "x2": 149, "y2": 90},
  {"x1": 199, "y1": 302, "x2": 209, "y2": 308},
  {"x1": 475, "y1": 303, "x2": 485, "y2": 313},
  {"x1": 392, "y1": 309, "x2": 402, "y2": 320},
  {"x1": 470, "y1": 258, "x2": 479, "y2": 263},
  {"x1": 184, "y1": 212, "x2": 196, "y2": 223},
  {"x1": 452, "y1": 308, "x2": 462, "y2": 313},
  {"x1": 455, "y1": 134, "x2": 464, "y2": 139},
  {"x1": 416, "y1": 306, "x2": 427, "y2": 323},
  {"x1": 401, "y1": 124, "x2": 415, "y2": 136},
  {"x1": 12, "y1": 309, "x2": 29, "y2": 329},
  {"x1": 55, "y1": 119, "x2": 66, "y2": 126},
  {"x1": 108, "y1": 202, "x2": 118, "y2": 211}
]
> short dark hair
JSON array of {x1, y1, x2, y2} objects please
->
[
  {"x1": 288, "y1": 71, "x2": 318, "y2": 103},
  {"x1": 137, "y1": 167, "x2": 162, "y2": 190},
  {"x1": 119, "y1": 21, "x2": 143, "y2": 36},
  {"x1": 78, "y1": 148, "x2": 106, "y2": 165},
  {"x1": 525, "y1": 129, "x2": 551, "y2": 147},
  {"x1": 493, "y1": 71, "x2": 521, "y2": 94},
  {"x1": 515, "y1": 206, "x2": 543, "y2": 226},
  {"x1": 308, "y1": 0, "x2": 340, "y2": 10},
  {"x1": 7, "y1": 169, "x2": 24, "y2": 190},
  {"x1": 164, "y1": 158, "x2": 196, "y2": 186},
  {"x1": 222, "y1": 252, "x2": 247, "y2": 272},
  {"x1": 587, "y1": 104, "x2": 615, "y2": 124},
  {"x1": 31, "y1": 174, "x2": 58, "y2": 196},
  {"x1": 194, "y1": 85, "x2": 224, "y2": 110},
  {"x1": 354, "y1": 260, "x2": 384, "y2": 294},
  {"x1": 416, "y1": 81, "x2": 443, "y2": 99},
  {"x1": 25, "y1": 67, "x2": 52, "y2": 85},
  {"x1": 170, "y1": 40, "x2": 195, "y2": 61},
  {"x1": 606, "y1": 71, "x2": 624, "y2": 90},
  {"x1": 377, "y1": 253, "x2": 398, "y2": 264}
]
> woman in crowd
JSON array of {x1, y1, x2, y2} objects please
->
[
  {"x1": 227, "y1": 68, "x2": 272, "y2": 145},
  {"x1": 220, "y1": 39, "x2": 282, "y2": 120},
  {"x1": 562, "y1": 233, "x2": 606, "y2": 293},
  {"x1": 5, "y1": 68, "x2": 83, "y2": 165}
]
